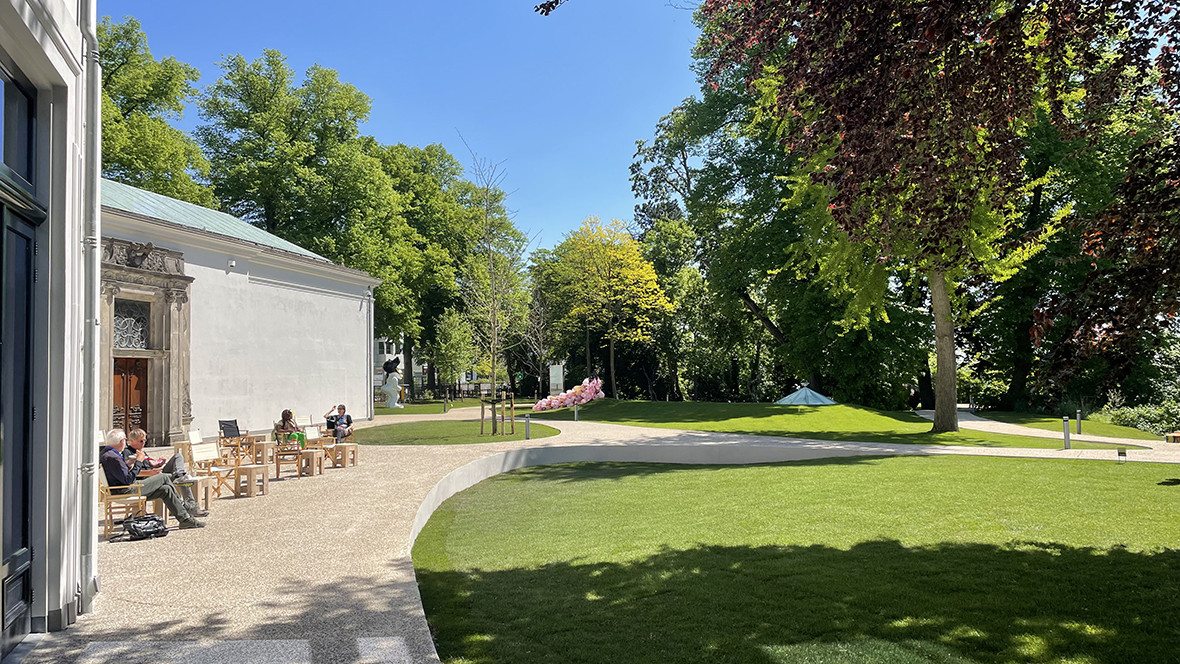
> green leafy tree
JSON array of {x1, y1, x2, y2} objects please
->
[
  {"x1": 697, "y1": 0, "x2": 1177, "y2": 431},
  {"x1": 426, "y1": 308, "x2": 476, "y2": 387},
  {"x1": 196, "y1": 50, "x2": 430, "y2": 339},
  {"x1": 555, "y1": 218, "x2": 671, "y2": 399},
  {"x1": 460, "y1": 152, "x2": 528, "y2": 412},
  {"x1": 98, "y1": 16, "x2": 214, "y2": 206},
  {"x1": 376, "y1": 143, "x2": 482, "y2": 391}
]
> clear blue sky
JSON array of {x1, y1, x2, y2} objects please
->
[{"x1": 98, "y1": 0, "x2": 704, "y2": 249}]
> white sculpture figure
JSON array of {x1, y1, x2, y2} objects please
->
[
  {"x1": 382, "y1": 372, "x2": 404, "y2": 408},
  {"x1": 381, "y1": 358, "x2": 404, "y2": 408}
]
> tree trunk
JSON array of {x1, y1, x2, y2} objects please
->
[
  {"x1": 919, "y1": 366, "x2": 935, "y2": 410},
  {"x1": 585, "y1": 325, "x2": 592, "y2": 379},
  {"x1": 730, "y1": 358, "x2": 741, "y2": 399},
  {"x1": 427, "y1": 363, "x2": 437, "y2": 392},
  {"x1": 404, "y1": 338, "x2": 416, "y2": 401},
  {"x1": 929, "y1": 269, "x2": 959, "y2": 432},
  {"x1": 738, "y1": 290, "x2": 788, "y2": 346},
  {"x1": 668, "y1": 354, "x2": 682, "y2": 401},
  {"x1": 609, "y1": 335, "x2": 617, "y2": 399}
]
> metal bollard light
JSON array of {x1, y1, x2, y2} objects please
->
[
  {"x1": 574, "y1": 402, "x2": 579, "y2": 422},
  {"x1": 1076, "y1": 409, "x2": 1082, "y2": 434},
  {"x1": 1063, "y1": 416, "x2": 1071, "y2": 449},
  {"x1": 525, "y1": 414, "x2": 531, "y2": 440}
]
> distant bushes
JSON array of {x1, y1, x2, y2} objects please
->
[{"x1": 1094, "y1": 401, "x2": 1180, "y2": 435}]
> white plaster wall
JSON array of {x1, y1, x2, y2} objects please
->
[{"x1": 102, "y1": 219, "x2": 376, "y2": 436}]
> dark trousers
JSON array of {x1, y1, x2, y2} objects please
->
[{"x1": 137, "y1": 473, "x2": 190, "y2": 522}]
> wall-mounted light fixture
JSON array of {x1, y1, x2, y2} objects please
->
[{"x1": 228, "y1": 259, "x2": 237, "y2": 269}]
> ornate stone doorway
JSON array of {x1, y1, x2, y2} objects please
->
[{"x1": 100, "y1": 238, "x2": 193, "y2": 445}]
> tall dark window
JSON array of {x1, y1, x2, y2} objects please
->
[{"x1": 0, "y1": 62, "x2": 35, "y2": 189}]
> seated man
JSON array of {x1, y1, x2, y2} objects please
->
[
  {"x1": 324, "y1": 404, "x2": 353, "y2": 441},
  {"x1": 100, "y1": 428, "x2": 207, "y2": 528},
  {"x1": 121, "y1": 428, "x2": 204, "y2": 512}
]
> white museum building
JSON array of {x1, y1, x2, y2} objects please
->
[{"x1": 100, "y1": 179, "x2": 379, "y2": 445}]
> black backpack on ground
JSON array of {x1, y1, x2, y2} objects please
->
[{"x1": 123, "y1": 514, "x2": 168, "y2": 541}]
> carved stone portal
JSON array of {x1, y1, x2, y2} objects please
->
[{"x1": 100, "y1": 237, "x2": 195, "y2": 445}]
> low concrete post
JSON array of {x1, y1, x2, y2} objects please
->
[
  {"x1": 1063, "y1": 416, "x2": 1071, "y2": 450},
  {"x1": 574, "y1": 403, "x2": 579, "y2": 422},
  {"x1": 525, "y1": 414, "x2": 531, "y2": 440}
]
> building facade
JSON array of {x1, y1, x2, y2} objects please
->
[
  {"x1": 0, "y1": 0, "x2": 101, "y2": 656},
  {"x1": 101, "y1": 180, "x2": 380, "y2": 442}
]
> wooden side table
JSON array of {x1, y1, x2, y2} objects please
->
[
  {"x1": 234, "y1": 465, "x2": 269, "y2": 497},
  {"x1": 298, "y1": 449, "x2": 325, "y2": 477},
  {"x1": 174, "y1": 475, "x2": 215, "y2": 510},
  {"x1": 250, "y1": 440, "x2": 277, "y2": 467},
  {"x1": 334, "y1": 443, "x2": 359, "y2": 468}
]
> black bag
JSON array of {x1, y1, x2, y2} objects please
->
[{"x1": 123, "y1": 514, "x2": 168, "y2": 541}]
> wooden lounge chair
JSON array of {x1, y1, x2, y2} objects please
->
[
  {"x1": 98, "y1": 470, "x2": 149, "y2": 540},
  {"x1": 190, "y1": 439, "x2": 268, "y2": 498}
]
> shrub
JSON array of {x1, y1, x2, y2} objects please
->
[{"x1": 1097, "y1": 401, "x2": 1180, "y2": 435}]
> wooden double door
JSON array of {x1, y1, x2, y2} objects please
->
[{"x1": 112, "y1": 358, "x2": 148, "y2": 435}]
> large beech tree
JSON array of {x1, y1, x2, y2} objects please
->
[
  {"x1": 99, "y1": 17, "x2": 215, "y2": 206},
  {"x1": 692, "y1": 0, "x2": 1177, "y2": 431}
]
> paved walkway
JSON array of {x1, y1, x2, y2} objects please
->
[
  {"x1": 916, "y1": 408, "x2": 1169, "y2": 449},
  {"x1": 22, "y1": 413, "x2": 1180, "y2": 664}
]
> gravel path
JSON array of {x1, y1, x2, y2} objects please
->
[{"x1": 22, "y1": 415, "x2": 1180, "y2": 664}]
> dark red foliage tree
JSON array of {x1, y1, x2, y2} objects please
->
[{"x1": 695, "y1": 0, "x2": 1177, "y2": 430}]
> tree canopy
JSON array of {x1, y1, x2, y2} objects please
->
[{"x1": 98, "y1": 17, "x2": 215, "y2": 206}]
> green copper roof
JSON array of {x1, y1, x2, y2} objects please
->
[{"x1": 101, "y1": 178, "x2": 328, "y2": 262}]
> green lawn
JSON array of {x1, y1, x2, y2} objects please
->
[
  {"x1": 413, "y1": 456, "x2": 1180, "y2": 664},
  {"x1": 374, "y1": 400, "x2": 480, "y2": 416},
  {"x1": 978, "y1": 410, "x2": 1160, "y2": 441},
  {"x1": 531, "y1": 400, "x2": 1139, "y2": 449},
  {"x1": 354, "y1": 420, "x2": 557, "y2": 446}
]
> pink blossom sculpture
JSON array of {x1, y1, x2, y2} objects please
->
[{"x1": 533, "y1": 377, "x2": 606, "y2": 411}]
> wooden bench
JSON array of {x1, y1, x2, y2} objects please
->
[{"x1": 1165, "y1": 432, "x2": 1180, "y2": 443}]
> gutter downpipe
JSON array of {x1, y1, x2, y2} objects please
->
[{"x1": 78, "y1": 0, "x2": 101, "y2": 613}]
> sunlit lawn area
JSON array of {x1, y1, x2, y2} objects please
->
[
  {"x1": 978, "y1": 410, "x2": 1160, "y2": 441},
  {"x1": 532, "y1": 400, "x2": 1139, "y2": 449},
  {"x1": 374, "y1": 399, "x2": 480, "y2": 416},
  {"x1": 414, "y1": 456, "x2": 1180, "y2": 664},
  {"x1": 354, "y1": 420, "x2": 558, "y2": 446}
]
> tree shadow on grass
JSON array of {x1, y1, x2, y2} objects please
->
[
  {"x1": 502, "y1": 457, "x2": 890, "y2": 485},
  {"x1": 418, "y1": 539, "x2": 1180, "y2": 664}
]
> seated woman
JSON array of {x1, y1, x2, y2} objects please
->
[
  {"x1": 324, "y1": 404, "x2": 353, "y2": 441},
  {"x1": 275, "y1": 409, "x2": 303, "y2": 444}
]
